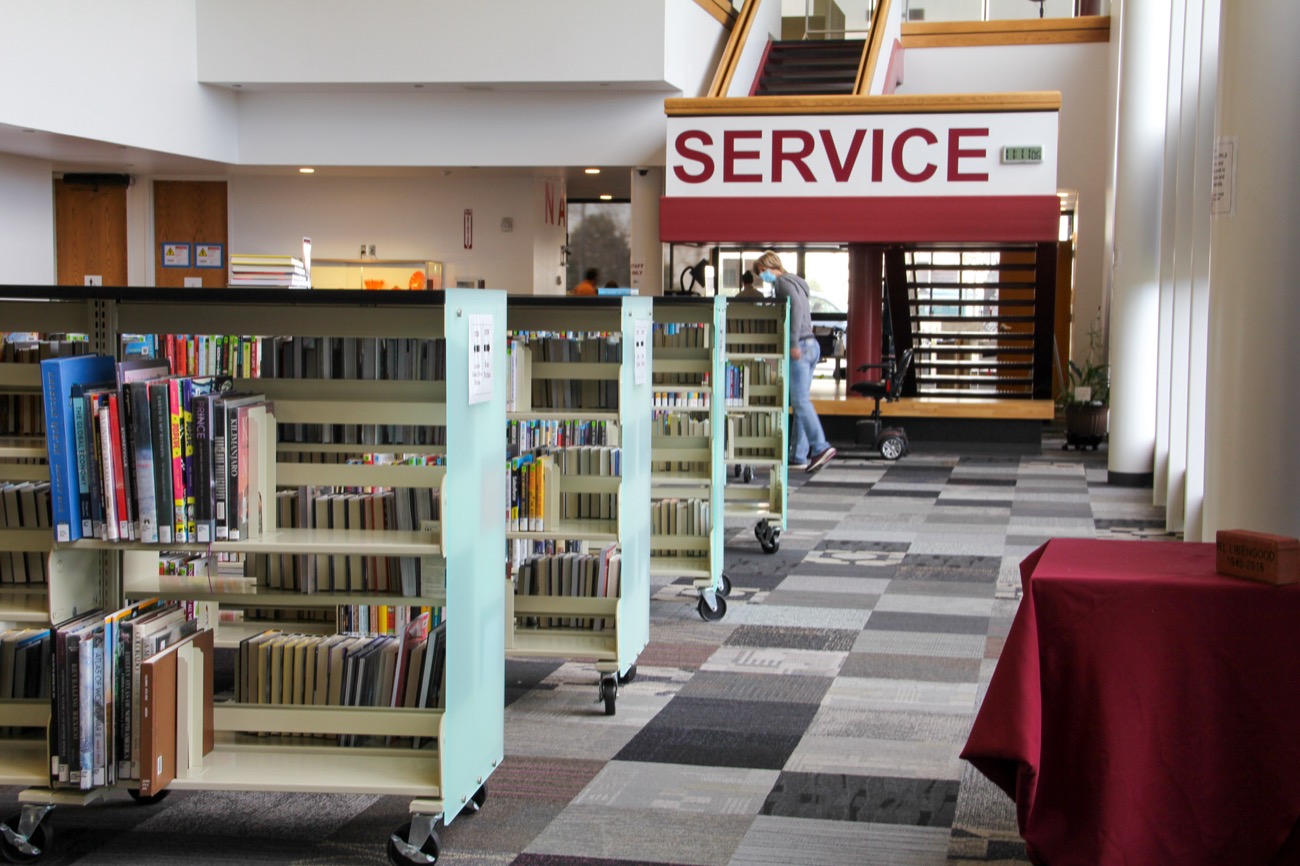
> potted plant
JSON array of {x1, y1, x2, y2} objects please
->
[{"x1": 1059, "y1": 317, "x2": 1109, "y2": 451}]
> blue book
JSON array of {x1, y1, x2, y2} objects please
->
[{"x1": 40, "y1": 355, "x2": 116, "y2": 542}]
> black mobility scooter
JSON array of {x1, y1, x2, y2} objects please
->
[{"x1": 849, "y1": 347, "x2": 913, "y2": 461}]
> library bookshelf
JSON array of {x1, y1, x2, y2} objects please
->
[
  {"x1": 0, "y1": 293, "x2": 96, "y2": 794},
  {"x1": 0, "y1": 286, "x2": 506, "y2": 866},
  {"x1": 503, "y1": 297, "x2": 651, "y2": 715},
  {"x1": 649, "y1": 296, "x2": 729, "y2": 621},
  {"x1": 723, "y1": 297, "x2": 790, "y2": 555}
]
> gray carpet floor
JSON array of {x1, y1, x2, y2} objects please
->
[{"x1": 0, "y1": 434, "x2": 1172, "y2": 864}]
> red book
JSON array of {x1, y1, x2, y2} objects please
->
[{"x1": 105, "y1": 392, "x2": 131, "y2": 541}]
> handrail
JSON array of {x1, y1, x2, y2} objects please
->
[
  {"x1": 694, "y1": 0, "x2": 738, "y2": 28},
  {"x1": 707, "y1": 0, "x2": 762, "y2": 98},
  {"x1": 901, "y1": 17, "x2": 1110, "y2": 48},
  {"x1": 665, "y1": 91, "x2": 1061, "y2": 117},
  {"x1": 854, "y1": 0, "x2": 893, "y2": 94}
]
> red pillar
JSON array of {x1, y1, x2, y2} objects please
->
[{"x1": 847, "y1": 244, "x2": 883, "y2": 393}]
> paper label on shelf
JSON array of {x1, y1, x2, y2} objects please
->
[
  {"x1": 633, "y1": 320, "x2": 649, "y2": 385},
  {"x1": 468, "y1": 314, "x2": 494, "y2": 405}
]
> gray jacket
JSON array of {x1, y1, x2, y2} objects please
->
[{"x1": 773, "y1": 272, "x2": 815, "y2": 347}]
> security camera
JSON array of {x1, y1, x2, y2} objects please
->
[{"x1": 637, "y1": 169, "x2": 648, "y2": 177}]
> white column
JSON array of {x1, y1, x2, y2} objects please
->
[
  {"x1": 629, "y1": 167, "x2": 663, "y2": 297},
  {"x1": 1106, "y1": 0, "x2": 1172, "y2": 485},
  {"x1": 1202, "y1": 1, "x2": 1300, "y2": 538}
]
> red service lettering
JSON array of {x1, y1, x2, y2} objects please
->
[
  {"x1": 948, "y1": 128, "x2": 990, "y2": 182},
  {"x1": 724, "y1": 130, "x2": 763, "y2": 182},
  {"x1": 673, "y1": 130, "x2": 714, "y2": 183},
  {"x1": 773, "y1": 130, "x2": 816, "y2": 182},
  {"x1": 892, "y1": 127, "x2": 938, "y2": 183}
]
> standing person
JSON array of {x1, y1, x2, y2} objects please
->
[
  {"x1": 735, "y1": 270, "x2": 764, "y2": 299},
  {"x1": 753, "y1": 251, "x2": 836, "y2": 472},
  {"x1": 573, "y1": 268, "x2": 599, "y2": 296}
]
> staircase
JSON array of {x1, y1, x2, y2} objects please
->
[
  {"x1": 753, "y1": 40, "x2": 865, "y2": 96},
  {"x1": 884, "y1": 244, "x2": 1058, "y2": 400}
]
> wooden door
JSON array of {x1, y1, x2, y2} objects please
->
[
  {"x1": 153, "y1": 181, "x2": 228, "y2": 288},
  {"x1": 55, "y1": 177, "x2": 127, "y2": 286}
]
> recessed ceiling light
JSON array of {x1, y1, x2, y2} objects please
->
[
  {"x1": 299, "y1": 167, "x2": 315, "y2": 174},
  {"x1": 584, "y1": 168, "x2": 600, "y2": 175},
  {"x1": 599, "y1": 194, "x2": 613, "y2": 201}
]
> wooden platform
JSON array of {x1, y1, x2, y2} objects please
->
[
  {"x1": 809, "y1": 380, "x2": 1055, "y2": 420},
  {"x1": 807, "y1": 380, "x2": 1055, "y2": 452}
]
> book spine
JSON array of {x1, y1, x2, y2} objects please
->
[
  {"x1": 72, "y1": 393, "x2": 93, "y2": 538},
  {"x1": 78, "y1": 632, "x2": 93, "y2": 789},
  {"x1": 168, "y1": 378, "x2": 187, "y2": 543},
  {"x1": 149, "y1": 382, "x2": 174, "y2": 545},
  {"x1": 213, "y1": 399, "x2": 228, "y2": 540},
  {"x1": 193, "y1": 394, "x2": 213, "y2": 543},
  {"x1": 92, "y1": 629, "x2": 106, "y2": 788},
  {"x1": 115, "y1": 384, "x2": 137, "y2": 540},
  {"x1": 96, "y1": 404, "x2": 119, "y2": 542},
  {"x1": 226, "y1": 402, "x2": 241, "y2": 540},
  {"x1": 181, "y1": 380, "x2": 197, "y2": 540},
  {"x1": 129, "y1": 383, "x2": 158, "y2": 544},
  {"x1": 106, "y1": 394, "x2": 130, "y2": 541},
  {"x1": 40, "y1": 363, "x2": 77, "y2": 541}
]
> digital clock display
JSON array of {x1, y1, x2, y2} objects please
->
[{"x1": 1001, "y1": 145, "x2": 1044, "y2": 164}]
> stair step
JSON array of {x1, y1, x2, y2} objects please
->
[
  {"x1": 916, "y1": 389, "x2": 1036, "y2": 399},
  {"x1": 918, "y1": 374, "x2": 1035, "y2": 384},
  {"x1": 756, "y1": 81, "x2": 858, "y2": 95},
  {"x1": 911, "y1": 315, "x2": 1038, "y2": 324},
  {"x1": 912, "y1": 347, "x2": 1036, "y2": 356},
  {"x1": 914, "y1": 360, "x2": 1036, "y2": 370}
]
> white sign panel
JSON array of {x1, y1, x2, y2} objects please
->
[
  {"x1": 468, "y1": 314, "x2": 494, "y2": 405},
  {"x1": 633, "y1": 320, "x2": 649, "y2": 385},
  {"x1": 666, "y1": 112, "x2": 1058, "y2": 198}
]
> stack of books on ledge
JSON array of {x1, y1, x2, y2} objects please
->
[{"x1": 229, "y1": 254, "x2": 309, "y2": 289}]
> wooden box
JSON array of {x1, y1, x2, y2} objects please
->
[{"x1": 1215, "y1": 529, "x2": 1300, "y2": 585}]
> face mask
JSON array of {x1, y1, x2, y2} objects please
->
[{"x1": 759, "y1": 271, "x2": 776, "y2": 284}]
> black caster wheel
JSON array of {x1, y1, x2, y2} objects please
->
[
  {"x1": 732, "y1": 464, "x2": 743, "y2": 479},
  {"x1": 697, "y1": 594, "x2": 727, "y2": 622},
  {"x1": 741, "y1": 465, "x2": 754, "y2": 483},
  {"x1": 755, "y1": 521, "x2": 780, "y2": 554},
  {"x1": 618, "y1": 664, "x2": 637, "y2": 684},
  {"x1": 717, "y1": 573, "x2": 733, "y2": 598},
  {"x1": 388, "y1": 821, "x2": 441, "y2": 866},
  {"x1": 462, "y1": 784, "x2": 487, "y2": 815},
  {"x1": 598, "y1": 676, "x2": 617, "y2": 716},
  {"x1": 0, "y1": 812, "x2": 53, "y2": 864},
  {"x1": 879, "y1": 435, "x2": 907, "y2": 461},
  {"x1": 127, "y1": 788, "x2": 170, "y2": 805}
]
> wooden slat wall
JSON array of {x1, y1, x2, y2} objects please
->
[
  {"x1": 54, "y1": 178, "x2": 127, "y2": 287},
  {"x1": 153, "y1": 180, "x2": 229, "y2": 289}
]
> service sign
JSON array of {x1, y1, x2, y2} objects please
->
[{"x1": 666, "y1": 111, "x2": 1057, "y2": 199}]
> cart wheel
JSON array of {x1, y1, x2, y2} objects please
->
[
  {"x1": 464, "y1": 784, "x2": 488, "y2": 815},
  {"x1": 697, "y1": 594, "x2": 728, "y2": 622},
  {"x1": 741, "y1": 465, "x2": 754, "y2": 484},
  {"x1": 879, "y1": 435, "x2": 907, "y2": 461},
  {"x1": 0, "y1": 811, "x2": 52, "y2": 864},
  {"x1": 717, "y1": 573, "x2": 733, "y2": 598},
  {"x1": 388, "y1": 821, "x2": 441, "y2": 866},
  {"x1": 598, "y1": 675, "x2": 618, "y2": 716},
  {"x1": 755, "y1": 521, "x2": 780, "y2": 554},
  {"x1": 127, "y1": 788, "x2": 170, "y2": 805},
  {"x1": 618, "y1": 664, "x2": 637, "y2": 684}
]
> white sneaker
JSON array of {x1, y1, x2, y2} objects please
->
[{"x1": 806, "y1": 447, "x2": 837, "y2": 473}]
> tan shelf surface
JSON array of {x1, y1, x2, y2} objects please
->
[
  {"x1": 0, "y1": 436, "x2": 47, "y2": 459},
  {"x1": 0, "y1": 738, "x2": 47, "y2": 787},
  {"x1": 508, "y1": 629, "x2": 617, "y2": 662},
  {"x1": 649, "y1": 556, "x2": 712, "y2": 579},
  {"x1": 724, "y1": 502, "x2": 784, "y2": 521},
  {"x1": 0, "y1": 529, "x2": 54, "y2": 552},
  {"x1": 508, "y1": 410, "x2": 619, "y2": 424},
  {"x1": 0, "y1": 591, "x2": 50, "y2": 622},
  {"x1": 68, "y1": 528, "x2": 441, "y2": 557},
  {"x1": 124, "y1": 583, "x2": 444, "y2": 609},
  {"x1": 507, "y1": 520, "x2": 617, "y2": 543},
  {"x1": 512, "y1": 595, "x2": 618, "y2": 617}
]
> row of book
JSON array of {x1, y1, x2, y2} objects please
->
[
  {"x1": 650, "y1": 498, "x2": 712, "y2": 553},
  {"x1": 725, "y1": 412, "x2": 783, "y2": 460},
  {"x1": 50, "y1": 600, "x2": 207, "y2": 791},
  {"x1": 513, "y1": 546, "x2": 621, "y2": 631},
  {"x1": 123, "y1": 333, "x2": 265, "y2": 380},
  {"x1": 506, "y1": 418, "x2": 614, "y2": 457},
  {"x1": 726, "y1": 314, "x2": 783, "y2": 355},
  {"x1": 235, "y1": 613, "x2": 446, "y2": 747},
  {"x1": 652, "y1": 322, "x2": 711, "y2": 349},
  {"x1": 229, "y1": 253, "x2": 310, "y2": 288},
  {"x1": 653, "y1": 390, "x2": 710, "y2": 410},
  {"x1": 41, "y1": 354, "x2": 272, "y2": 545},
  {"x1": 0, "y1": 481, "x2": 50, "y2": 584},
  {"x1": 0, "y1": 335, "x2": 88, "y2": 437},
  {"x1": 508, "y1": 334, "x2": 622, "y2": 412},
  {"x1": 0, "y1": 627, "x2": 50, "y2": 700}
]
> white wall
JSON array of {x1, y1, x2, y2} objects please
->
[
  {"x1": 197, "y1": 0, "x2": 717, "y2": 91},
  {"x1": 228, "y1": 173, "x2": 554, "y2": 293},
  {"x1": 894, "y1": 41, "x2": 1112, "y2": 362},
  {"x1": 0, "y1": 0, "x2": 237, "y2": 163},
  {"x1": 0, "y1": 154, "x2": 55, "y2": 284}
]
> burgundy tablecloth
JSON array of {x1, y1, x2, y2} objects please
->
[{"x1": 962, "y1": 538, "x2": 1300, "y2": 866}]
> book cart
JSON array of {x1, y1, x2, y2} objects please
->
[
  {"x1": 649, "y1": 297, "x2": 729, "y2": 621},
  {"x1": 1, "y1": 286, "x2": 506, "y2": 866},
  {"x1": 722, "y1": 298, "x2": 790, "y2": 554},
  {"x1": 503, "y1": 297, "x2": 651, "y2": 716},
  {"x1": 0, "y1": 294, "x2": 95, "y2": 818}
]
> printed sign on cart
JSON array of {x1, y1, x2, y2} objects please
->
[{"x1": 468, "y1": 314, "x2": 493, "y2": 405}]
